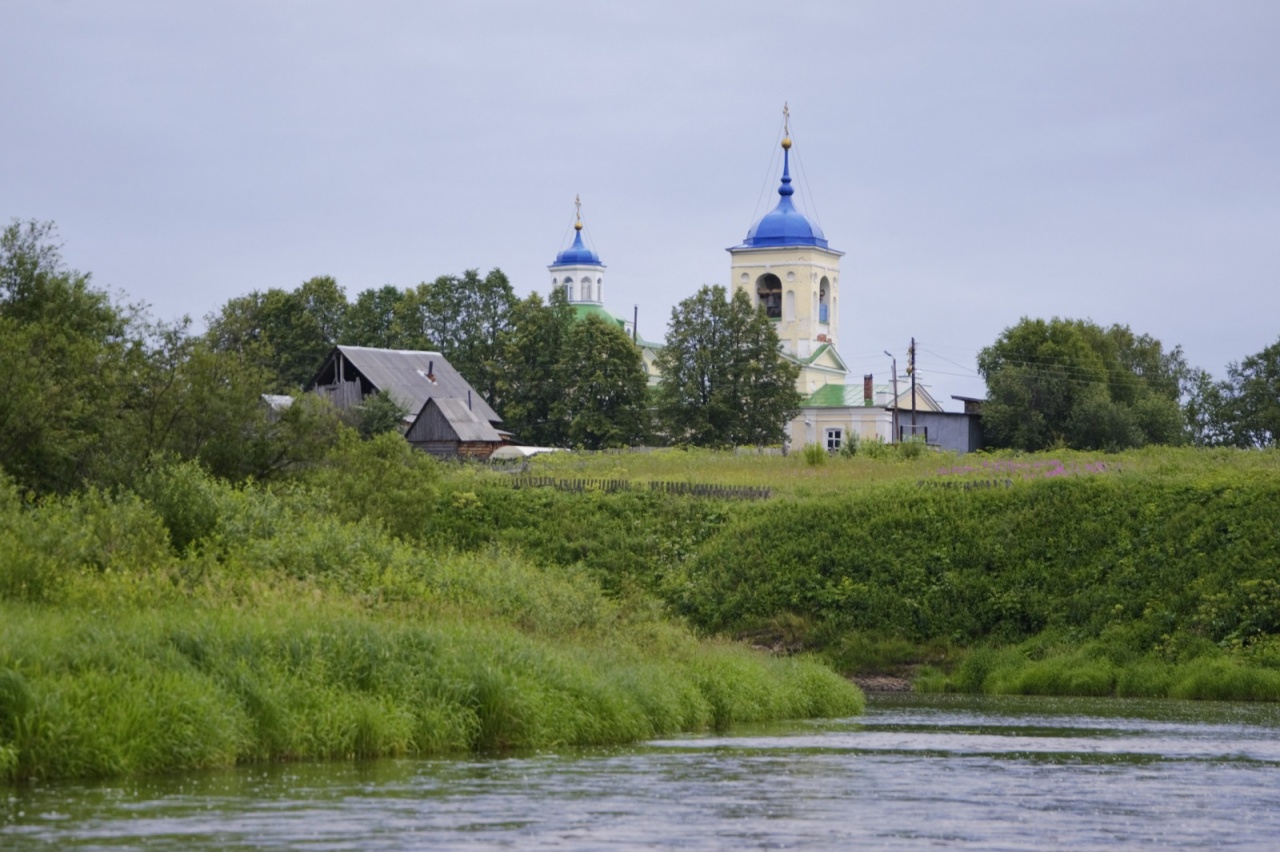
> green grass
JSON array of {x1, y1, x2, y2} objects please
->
[
  {"x1": 0, "y1": 450, "x2": 864, "y2": 784},
  {"x1": 521, "y1": 445, "x2": 1280, "y2": 495},
  {"x1": 0, "y1": 603, "x2": 862, "y2": 783}
]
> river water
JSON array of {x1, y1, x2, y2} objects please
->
[{"x1": 5, "y1": 694, "x2": 1280, "y2": 849}]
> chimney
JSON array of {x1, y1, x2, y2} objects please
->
[
  {"x1": 863, "y1": 374, "x2": 874, "y2": 407},
  {"x1": 427, "y1": 360, "x2": 436, "y2": 383},
  {"x1": 467, "y1": 390, "x2": 472, "y2": 410}
]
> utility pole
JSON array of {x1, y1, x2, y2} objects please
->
[
  {"x1": 883, "y1": 350, "x2": 898, "y2": 443},
  {"x1": 633, "y1": 305, "x2": 638, "y2": 343},
  {"x1": 908, "y1": 337, "x2": 917, "y2": 439}
]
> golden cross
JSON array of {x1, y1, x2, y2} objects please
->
[
  {"x1": 575, "y1": 194, "x2": 582, "y2": 222},
  {"x1": 783, "y1": 102, "x2": 790, "y2": 137}
]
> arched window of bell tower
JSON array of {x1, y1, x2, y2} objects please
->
[
  {"x1": 581, "y1": 277, "x2": 593, "y2": 302},
  {"x1": 755, "y1": 273, "x2": 782, "y2": 319},
  {"x1": 819, "y1": 276, "x2": 831, "y2": 324}
]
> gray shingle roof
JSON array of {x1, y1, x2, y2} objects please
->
[
  {"x1": 312, "y1": 346, "x2": 502, "y2": 424},
  {"x1": 427, "y1": 398, "x2": 503, "y2": 442}
]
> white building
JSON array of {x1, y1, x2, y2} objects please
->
[{"x1": 548, "y1": 197, "x2": 663, "y2": 384}]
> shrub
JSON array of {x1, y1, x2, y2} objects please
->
[{"x1": 802, "y1": 443, "x2": 827, "y2": 466}]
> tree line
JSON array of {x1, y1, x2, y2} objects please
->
[
  {"x1": 977, "y1": 316, "x2": 1279, "y2": 452},
  {"x1": 5, "y1": 217, "x2": 1273, "y2": 499},
  {"x1": 0, "y1": 220, "x2": 801, "y2": 495}
]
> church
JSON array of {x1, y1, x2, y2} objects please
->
[{"x1": 548, "y1": 118, "x2": 980, "y2": 453}]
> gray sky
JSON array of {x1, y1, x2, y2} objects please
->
[{"x1": 5, "y1": 1, "x2": 1279, "y2": 404}]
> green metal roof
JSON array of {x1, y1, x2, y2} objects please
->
[
  {"x1": 804, "y1": 383, "x2": 888, "y2": 408},
  {"x1": 571, "y1": 304, "x2": 663, "y2": 349},
  {"x1": 572, "y1": 304, "x2": 626, "y2": 326}
]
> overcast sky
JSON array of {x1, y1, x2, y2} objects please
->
[{"x1": 5, "y1": 1, "x2": 1278, "y2": 404}]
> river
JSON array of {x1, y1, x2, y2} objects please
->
[{"x1": 5, "y1": 694, "x2": 1280, "y2": 849}]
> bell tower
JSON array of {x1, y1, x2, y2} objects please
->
[{"x1": 728, "y1": 108, "x2": 844, "y2": 363}]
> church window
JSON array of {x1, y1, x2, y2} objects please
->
[
  {"x1": 581, "y1": 278, "x2": 593, "y2": 301},
  {"x1": 826, "y1": 428, "x2": 842, "y2": 452},
  {"x1": 565, "y1": 282, "x2": 574, "y2": 300},
  {"x1": 755, "y1": 273, "x2": 782, "y2": 319},
  {"x1": 819, "y1": 276, "x2": 830, "y2": 324}
]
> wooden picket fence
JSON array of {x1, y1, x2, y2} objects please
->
[{"x1": 509, "y1": 476, "x2": 770, "y2": 501}]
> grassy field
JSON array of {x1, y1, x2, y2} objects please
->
[{"x1": 520, "y1": 443, "x2": 1280, "y2": 494}]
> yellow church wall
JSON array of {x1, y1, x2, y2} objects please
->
[{"x1": 728, "y1": 245, "x2": 843, "y2": 359}]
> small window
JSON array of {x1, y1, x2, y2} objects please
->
[{"x1": 826, "y1": 428, "x2": 842, "y2": 452}]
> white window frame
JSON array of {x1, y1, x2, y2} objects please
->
[{"x1": 826, "y1": 428, "x2": 842, "y2": 452}]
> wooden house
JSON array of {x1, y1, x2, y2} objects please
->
[
  {"x1": 306, "y1": 346, "x2": 506, "y2": 457},
  {"x1": 406, "y1": 397, "x2": 504, "y2": 459}
]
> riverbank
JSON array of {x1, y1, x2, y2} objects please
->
[{"x1": 0, "y1": 439, "x2": 863, "y2": 784}]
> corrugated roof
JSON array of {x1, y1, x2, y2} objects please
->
[
  {"x1": 322, "y1": 346, "x2": 502, "y2": 423},
  {"x1": 805, "y1": 383, "x2": 878, "y2": 408},
  {"x1": 424, "y1": 398, "x2": 503, "y2": 442},
  {"x1": 571, "y1": 304, "x2": 664, "y2": 349}
]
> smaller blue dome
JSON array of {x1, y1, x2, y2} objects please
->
[
  {"x1": 740, "y1": 147, "x2": 828, "y2": 249},
  {"x1": 551, "y1": 229, "x2": 601, "y2": 266}
]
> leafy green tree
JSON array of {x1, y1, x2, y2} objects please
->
[
  {"x1": 206, "y1": 275, "x2": 347, "y2": 390},
  {"x1": 654, "y1": 285, "x2": 801, "y2": 447},
  {"x1": 1199, "y1": 337, "x2": 1280, "y2": 448},
  {"x1": 977, "y1": 317, "x2": 1189, "y2": 451},
  {"x1": 343, "y1": 390, "x2": 408, "y2": 439},
  {"x1": 341, "y1": 285, "x2": 420, "y2": 349},
  {"x1": 400, "y1": 269, "x2": 515, "y2": 403},
  {"x1": 0, "y1": 220, "x2": 145, "y2": 493},
  {"x1": 1184, "y1": 367, "x2": 1230, "y2": 447},
  {"x1": 1224, "y1": 340, "x2": 1280, "y2": 448},
  {"x1": 554, "y1": 314, "x2": 649, "y2": 449},
  {"x1": 493, "y1": 290, "x2": 577, "y2": 445},
  {"x1": 133, "y1": 323, "x2": 340, "y2": 480}
]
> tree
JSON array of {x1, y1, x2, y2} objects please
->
[
  {"x1": 977, "y1": 317, "x2": 1189, "y2": 451},
  {"x1": 0, "y1": 220, "x2": 145, "y2": 493},
  {"x1": 1222, "y1": 338, "x2": 1280, "y2": 448},
  {"x1": 654, "y1": 285, "x2": 801, "y2": 447},
  {"x1": 206, "y1": 275, "x2": 347, "y2": 390},
  {"x1": 493, "y1": 290, "x2": 577, "y2": 446},
  {"x1": 343, "y1": 390, "x2": 408, "y2": 440},
  {"x1": 341, "y1": 285, "x2": 420, "y2": 349},
  {"x1": 1193, "y1": 337, "x2": 1280, "y2": 448},
  {"x1": 554, "y1": 314, "x2": 649, "y2": 449},
  {"x1": 399, "y1": 269, "x2": 515, "y2": 404}
]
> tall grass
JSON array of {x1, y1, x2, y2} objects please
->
[
  {"x1": 0, "y1": 452, "x2": 863, "y2": 784},
  {"x1": 915, "y1": 643, "x2": 1280, "y2": 701},
  {"x1": 0, "y1": 603, "x2": 861, "y2": 783}
]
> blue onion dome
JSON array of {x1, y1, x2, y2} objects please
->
[
  {"x1": 551, "y1": 218, "x2": 602, "y2": 266},
  {"x1": 740, "y1": 137, "x2": 828, "y2": 249}
]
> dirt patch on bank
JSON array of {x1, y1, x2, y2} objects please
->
[{"x1": 851, "y1": 675, "x2": 912, "y2": 693}]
